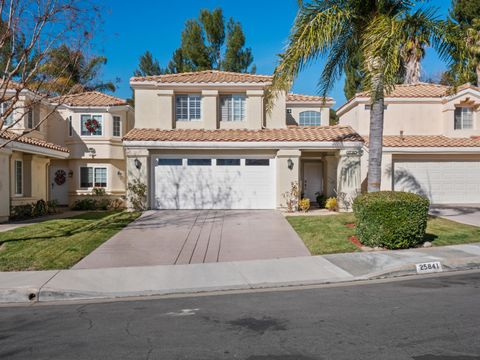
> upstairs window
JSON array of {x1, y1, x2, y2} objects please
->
[
  {"x1": 1, "y1": 100, "x2": 14, "y2": 126},
  {"x1": 176, "y1": 95, "x2": 201, "y2": 121},
  {"x1": 454, "y1": 107, "x2": 473, "y2": 130},
  {"x1": 26, "y1": 104, "x2": 40, "y2": 130},
  {"x1": 80, "y1": 114, "x2": 103, "y2": 136},
  {"x1": 299, "y1": 111, "x2": 321, "y2": 126},
  {"x1": 113, "y1": 116, "x2": 121, "y2": 137},
  {"x1": 68, "y1": 116, "x2": 73, "y2": 136},
  {"x1": 220, "y1": 94, "x2": 245, "y2": 122}
]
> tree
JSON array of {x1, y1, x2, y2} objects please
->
[
  {"x1": 41, "y1": 44, "x2": 115, "y2": 93},
  {"x1": 271, "y1": 0, "x2": 446, "y2": 193},
  {"x1": 165, "y1": 8, "x2": 255, "y2": 74},
  {"x1": 134, "y1": 51, "x2": 163, "y2": 77},
  {"x1": 450, "y1": 0, "x2": 480, "y2": 28},
  {"x1": 344, "y1": 51, "x2": 364, "y2": 100},
  {"x1": 1, "y1": 0, "x2": 102, "y2": 145}
]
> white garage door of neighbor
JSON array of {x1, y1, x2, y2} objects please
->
[
  {"x1": 153, "y1": 157, "x2": 276, "y2": 209},
  {"x1": 393, "y1": 160, "x2": 480, "y2": 204}
]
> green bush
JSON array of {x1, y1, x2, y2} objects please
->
[
  {"x1": 47, "y1": 200, "x2": 59, "y2": 214},
  {"x1": 353, "y1": 191, "x2": 430, "y2": 249},
  {"x1": 71, "y1": 198, "x2": 98, "y2": 211},
  {"x1": 32, "y1": 199, "x2": 48, "y2": 217},
  {"x1": 11, "y1": 204, "x2": 33, "y2": 220}
]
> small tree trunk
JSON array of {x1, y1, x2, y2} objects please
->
[
  {"x1": 404, "y1": 57, "x2": 420, "y2": 84},
  {"x1": 367, "y1": 81, "x2": 385, "y2": 193}
]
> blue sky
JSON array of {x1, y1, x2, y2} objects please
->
[{"x1": 96, "y1": 0, "x2": 451, "y2": 108}]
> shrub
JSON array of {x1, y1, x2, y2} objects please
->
[
  {"x1": 96, "y1": 198, "x2": 111, "y2": 210},
  {"x1": 298, "y1": 198, "x2": 310, "y2": 212},
  {"x1": 92, "y1": 187, "x2": 106, "y2": 196},
  {"x1": 282, "y1": 181, "x2": 300, "y2": 212},
  {"x1": 47, "y1": 200, "x2": 59, "y2": 214},
  {"x1": 315, "y1": 192, "x2": 327, "y2": 208},
  {"x1": 11, "y1": 204, "x2": 33, "y2": 220},
  {"x1": 127, "y1": 179, "x2": 148, "y2": 211},
  {"x1": 71, "y1": 198, "x2": 98, "y2": 211},
  {"x1": 325, "y1": 197, "x2": 338, "y2": 211},
  {"x1": 32, "y1": 199, "x2": 48, "y2": 217},
  {"x1": 353, "y1": 191, "x2": 430, "y2": 250}
]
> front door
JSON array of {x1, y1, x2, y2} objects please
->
[
  {"x1": 49, "y1": 166, "x2": 69, "y2": 205},
  {"x1": 303, "y1": 162, "x2": 323, "y2": 202}
]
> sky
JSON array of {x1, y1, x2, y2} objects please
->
[{"x1": 96, "y1": 0, "x2": 451, "y2": 109}]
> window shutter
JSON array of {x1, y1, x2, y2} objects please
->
[{"x1": 454, "y1": 108, "x2": 462, "y2": 130}]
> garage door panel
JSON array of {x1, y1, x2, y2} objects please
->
[
  {"x1": 154, "y1": 157, "x2": 275, "y2": 209},
  {"x1": 393, "y1": 160, "x2": 480, "y2": 204}
]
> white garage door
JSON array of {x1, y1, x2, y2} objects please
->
[
  {"x1": 393, "y1": 160, "x2": 480, "y2": 204},
  {"x1": 153, "y1": 156, "x2": 276, "y2": 209}
]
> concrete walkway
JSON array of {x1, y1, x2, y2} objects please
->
[
  {"x1": 73, "y1": 210, "x2": 310, "y2": 269},
  {"x1": 430, "y1": 205, "x2": 480, "y2": 227},
  {"x1": 2, "y1": 242, "x2": 480, "y2": 304},
  {"x1": 0, "y1": 210, "x2": 87, "y2": 233}
]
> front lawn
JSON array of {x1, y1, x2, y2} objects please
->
[
  {"x1": 287, "y1": 213, "x2": 480, "y2": 255},
  {"x1": 0, "y1": 211, "x2": 141, "y2": 271}
]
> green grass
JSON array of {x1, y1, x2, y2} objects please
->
[
  {"x1": 0, "y1": 211, "x2": 141, "y2": 271},
  {"x1": 287, "y1": 213, "x2": 480, "y2": 255}
]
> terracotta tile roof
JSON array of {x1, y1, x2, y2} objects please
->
[
  {"x1": 364, "y1": 135, "x2": 480, "y2": 148},
  {"x1": 130, "y1": 70, "x2": 273, "y2": 84},
  {"x1": 0, "y1": 130, "x2": 69, "y2": 153},
  {"x1": 356, "y1": 83, "x2": 449, "y2": 98},
  {"x1": 123, "y1": 126, "x2": 363, "y2": 143},
  {"x1": 286, "y1": 93, "x2": 333, "y2": 102},
  {"x1": 50, "y1": 91, "x2": 127, "y2": 107}
]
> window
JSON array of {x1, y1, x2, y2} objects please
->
[
  {"x1": 68, "y1": 116, "x2": 73, "y2": 136},
  {"x1": 245, "y1": 159, "x2": 270, "y2": 166},
  {"x1": 220, "y1": 95, "x2": 246, "y2": 122},
  {"x1": 80, "y1": 114, "x2": 103, "y2": 136},
  {"x1": 365, "y1": 104, "x2": 388, "y2": 110},
  {"x1": 454, "y1": 107, "x2": 473, "y2": 130},
  {"x1": 176, "y1": 95, "x2": 201, "y2": 121},
  {"x1": 1, "y1": 100, "x2": 14, "y2": 126},
  {"x1": 27, "y1": 108, "x2": 33, "y2": 129},
  {"x1": 187, "y1": 159, "x2": 211, "y2": 166},
  {"x1": 217, "y1": 159, "x2": 240, "y2": 166},
  {"x1": 113, "y1": 116, "x2": 121, "y2": 137},
  {"x1": 299, "y1": 111, "x2": 321, "y2": 126},
  {"x1": 158, "y1": 158, "x2": 183, "y2": 166},
  {"x1": 14, "y1": 160, "x2": 22, "y2": 195},
  {"x1": 80, "y1": 167, "x2": 107, "y2": 188}
]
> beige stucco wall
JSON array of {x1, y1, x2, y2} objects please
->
[
  {"x1": 275, "y1": 149, "x2": 301, "y2": 208},
  {"x1": 0, "y1": 150, "x2": 11, "y2": 222},
  {"x1": 286, "y1": 104, "x2": 330, "y2": 126}
]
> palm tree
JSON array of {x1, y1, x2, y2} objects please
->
[
  {"x1": 465, "y1": 19, "x2": 480, "y2": 86},
  {"x1": 271, "y1": 0, "x2": 445, "y2": 192},
  {"x1": 39, "y1": 44, "x2": 115, "y2": 94}
]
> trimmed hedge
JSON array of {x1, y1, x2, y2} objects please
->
[{"x1": 353, "y1": 191, "x2": 430, "y2": 249}]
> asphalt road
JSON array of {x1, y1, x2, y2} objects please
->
[{"x1": 1, "y1": 272, "x2": 480, "y2": 360}]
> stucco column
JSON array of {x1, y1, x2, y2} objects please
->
[
  {"x1": 320, "y1": 107, "x2": 330, "y2": 126},
  {"x1": 126, "y1": 148, "x2": 150, "y2": 210},
  {"x1": 0, "y1": 148, "x2": 12, "y2": 222},
  {"x1": 246, "y1": 89, "x2": 264, "y2": 129},
  {"x1": 157, "y1": 90, "x2": 174, "y2": 129},
  {"x1": 22, "y1": 154, "x2": 33, "y2": 198},
  {"x1": 30, "y1": 156, "x2": 50, "y2": 200},
  {"x1": 336, "y1": 149, "x2": 362, "y2": 211},
  {"x1": 276, "y1": 149, "x2": 301, "y2": 208},
  {"x1": 202, "y1": 90, "x2": 218, "y2": 129},
  {"x1": 381, "y1": 152, "x2": 393, "y2": 191},
  {"x1": 324, "y1": 154, "x2": 339, "y2": 198}
]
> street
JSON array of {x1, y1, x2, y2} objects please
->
[{"x1": 1, "y1": 272, "x2": 480, "y2": 359}]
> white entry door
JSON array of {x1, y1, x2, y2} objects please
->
[
  {"x1": 303, "y1": 162, "x2": 323, "y2": 201},
  {"x1": 393, "y1": 160, "x2": 480, "y2": 204},
  {"x1": 49, "y1": 166, "x2": 69, "y2": 205},
  {"x1": 153, "y1": 157, "x2": 275, "y2": 209}
]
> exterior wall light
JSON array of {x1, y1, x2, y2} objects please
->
[
  {"x1": 68, "y1": 170, "x2": 73, "y2": 178},
  {"x1": 117, "y1": 170, "x2": 123, "y2": 176},
  {"x1": 134, "y1": 158, "x2": 142, "y2": 169},
  {"x1": 287, "y1": 158, "x2": 294, "y2": 170}
]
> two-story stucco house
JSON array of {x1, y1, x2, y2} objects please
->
[
  {"x1": 338, "y1": 82, "x2": 480, "y2": 204},
  {"x1": 0, "y1": 86, "x2": 133, "y2": 222},
  {"x1": 124, "y1": 70, "x2": 363, "y2": 210}
]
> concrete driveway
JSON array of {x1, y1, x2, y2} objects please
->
[
  {"x1": 430, "y1": 205, "x2": 480, "y2": 227},
  {"x1": 73, "y1": 210, "x2": 310, "y2": 269}
]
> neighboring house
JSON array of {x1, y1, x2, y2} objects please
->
[
  {"x1": 125, "y1": 70, "x2": 363, "y2": 210},
  {"x1": 337, "y1": 82, "x2": 480, "y2": 204},
  {"x1": 0, "y1": 87, "x2": 133, "y2": 222}
]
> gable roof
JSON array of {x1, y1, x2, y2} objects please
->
[
  {"x1": 130, "y1": 70, "x2": 273, "y2": 85},
  {"x1": 0, "y1": 130, "x2": 69, "y2": 153},
  {"x1": 50, "y1": 91, "x2": 127, "y2": 107},
  {"x1": 286, "y1": 93, "x2": 334, "y2": 103},
  {"x1": 123, "y1": 126, "x2": 362, "y2": 143},
  {"x1": 364, "y1": 135, "x2": 480, "y2": 148},
  {"x1": 356, "y1": 83, "x2": 450, "y2": 98}
]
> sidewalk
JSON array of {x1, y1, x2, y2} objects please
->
[{"x1": 1, "y1": 242, "x2": 480, "y2": 304}]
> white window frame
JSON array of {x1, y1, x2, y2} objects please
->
[
  {"x1": 80, "y1": 114, "x2": 104, "y2": 137},
  {"x1": 113, "y1": 115, "x2": 122, "y2": 137},
  {"x1": 299, "y1": 111, "x2": 321, "y2": 126},
  {"x1": 14, "y1": 160, "x2": 23, "y2": 196},
  {"x1": 79, "y1": 166, "x2": 108, "y2": 189},
  {"x1": 175, "y1": 94, "x2": 202, "y2": 121},
  {"x1": 454, "y1": 107, "x2": 474, "y2": 130},
  {"x1": 220, "y1": 94, "x2": 246, "y2": 122}
]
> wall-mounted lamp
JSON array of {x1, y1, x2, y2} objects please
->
[
  {"x1": 134, "y1": 158, "x2": 142, "y2": 169},
  {"x1": 88, "y1": 147, "x2": 96, "y2": 159},
  {"x1": 117, "y1": 170, "x2": 123, "y2": 177},
  {"x1": 287, "y1": 158, "x2": 294, "y2": 170},
  {"x1": 68, "y1": 170, "x2": 74, "y2": 178}
]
